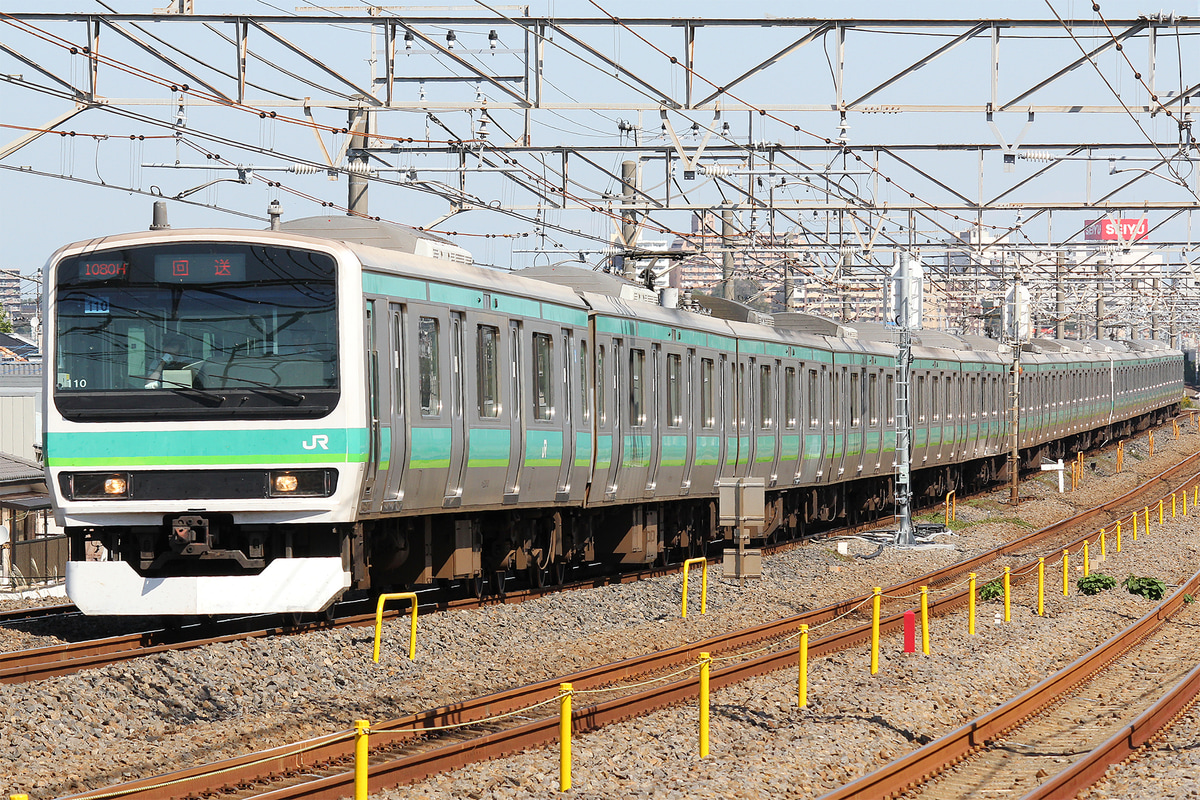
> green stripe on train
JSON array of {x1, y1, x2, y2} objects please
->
[
  {"x1": 467, "y1": 427, "x2": 510, "y2": 468},
  {"x1": 45, "y1": 428, "x2": 367, "y2": 467},
  {"x1": 526, "y1": 430, "x2": 564, "y2": 467}
]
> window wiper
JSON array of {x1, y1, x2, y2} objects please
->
[
  {"x1": 134, "y1": 374, "x2": 227, "y2": 406},
  {"x1": 219, "y1": 374, "x2": 306, "y2": 404}
]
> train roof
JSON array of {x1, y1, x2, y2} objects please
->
[{"x1": 276, "y1": 216, "x2": 473, "y2": 265}]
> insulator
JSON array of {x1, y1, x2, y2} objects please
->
[
  {"x1": 1019, "y1": 151, "x2": 1056, "y2": 162},
  {"x1": 698, "y1": 164, "x2": 731, "y2": 176},
  {"x1": 290, "y1": 163, "x2": 322, "y2": 174},
  {"x1": 344, "y1": 162, "x2": 373, "y2": 175}
]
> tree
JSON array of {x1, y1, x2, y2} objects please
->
[{"x1": 0, "y1": 306, "x2": 13, "y2": 334}]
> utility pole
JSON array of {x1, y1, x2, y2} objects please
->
[
  {"x1": 621, "y1": 160, "x2": 638, "y2": 281},
  {"x1": 1009, "y1": 272, "x2": 1024, "y2": 506},
  {"x1": 893, "y1": 250, "x2": 916, "y2": 547},
  {"x1": 348, "y1": 111, "x2": 369, "y2": 216},
  {"x1": 721, "y1": 207, "x2": 735, "y2": 301}
]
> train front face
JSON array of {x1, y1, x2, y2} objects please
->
[{"x1": 45, "y1": 231, "x2": 365, "y2": 615}]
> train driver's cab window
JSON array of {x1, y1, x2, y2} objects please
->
[
  {"x1": 630, "y1": 348, "x2": 646, "y2": 425},
  {"x1": 477, "y1": 325, "x2": 500, "y2": 418},
  {"x1": 533, "y1": 332, "x2": 554, "y2": 421},
  {"x1": 418, "y1": 317, "x2": 441, "y2": 416},
  {"x1": 700, "y1": 358, "x2": 715, "y2": 429}
]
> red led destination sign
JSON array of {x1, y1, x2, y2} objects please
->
[{"x1": 153, "y1": 253, "x2": 247, "y2": 282}]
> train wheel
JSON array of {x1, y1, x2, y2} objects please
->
[
  {"x1": 527, "y1": 564, "x2": 545, "y2": 590},
  {"x1": 469, "y1": 573, "x2": 488, "y2": 600},
  {"x1": 552, "y1": 559, "x2": 568, "y2": 586},
  {"x1": 494, "y1": 569, "x2": 509, "y2": 598}
]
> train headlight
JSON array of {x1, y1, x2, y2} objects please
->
[
  {"x1": 66, "y1": 472, "x2": 131, "y2": 499},
  {"x1": 273, "y1": 473, "x2": 299, "y2": 493},
  {"x1": 268, "y1": 469, "x2": 332, "y2": 497}
]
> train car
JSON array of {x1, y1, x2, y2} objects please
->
[{"x1": 43, "y1": 218, "x2": 1184, "y2": 616}]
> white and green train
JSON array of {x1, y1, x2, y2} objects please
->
[{"x1": 44, "y1": 218, "x2": 1183, "y2": 615}]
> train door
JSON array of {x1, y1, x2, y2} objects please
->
[
  {"x1": 679, "y1": 348, "x2": 696, "y2": 494},
  {"x1": 604, "y1": 337, "x2": 625, "y2": 500},
  {"x1": 404, "y1": 304, "x2": 453, "y2": 510},
  {"x1": 643, "y1": 343, "x2": 662, "y2": 496},
  {"x1": 691, "y1": 353, "x2": 719, "y2": 493},
  {"x1": 503, "y1": 319, "x2": 523, "y2": 502},
  {"x1": 555, "y1": 328, "x2": 576, "y2": 501},
  {"x1": 799, "y1": 364, "x2": 821, "y2": 484},
  {"x1": 442, "y1": 311, "x2": 467, "y2": 507},
  {"x1": 360, "y1": 299, "x2": 382, "y2": 509},
  {"x1": 716, "y1": 352, "x2": 732, "y2": 484},
  {"x1": 458, "y1": 309, "x2": 510, "y2": 507},
  {"x1": 382, "y1": 303, "x2": 410, "y2": 510},
  {"x1": 844, "y1": 367, "x2": 863, "y2": 477}
]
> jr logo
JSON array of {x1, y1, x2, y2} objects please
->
[{"x1": 302, "y1": 434, "x2": 330, "y2": 450}]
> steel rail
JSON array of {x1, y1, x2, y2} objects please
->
[
  {"x1": 0, "y1": 602, "x2": 76, "y2": 623},
  {"x1": 58, "y1": 448, "x2": 1200, "y2": 800},
  {"x1": 818, "y1": 565, "x2": 1200, "y2": 800}
]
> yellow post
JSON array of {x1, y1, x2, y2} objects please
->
[
  {"x1": 1132, "y1": 509, "x2": 1138, "y2": 541},
  {"x1": 798, "y1": 624, "x2": 809, "y2": 707},
  {"x1": 354, "y1": 720, "x2": 370, "y2": 800},
  {"x1": 1117, "y1": 441, "x2": 1123, "y2": 471},
  {"x1": 1003, "y1": 566, "x2": 1011, "y2": 623},
  {"x1": 1185, "y1": 488, "x2": 1189, "y2": 516},
  {"x1": 1174, "y1": 419, "x2": 1180, "y2": 438},
  {"x1": 1115, "y1": 520, "x2": 1121, "y2": 553},
  {"x1": 944, "y1": 490, "x2": 956, "y2": 526},
  {"x1": 1037, "y1": 557, "x2": 1045, "y2": 616},
  {"x1": 699, "y1": 652, "x2": 710, "y2": 758},
  {"x1": 1173, "y1": 493, "x2": 1177, "y2": 518},
  {"x1": 1062, "y1": 550, "x2": 1069, "y2": 596},
  {"x1": 920, "y1": 586, "x2": 930, "y2": 655},
  {"x1": 11, "y1": 795, "x2": 30, "y2": 800},
  {"x1": 1150, "y1": 430, "x2": 1155, "y2": 456},
  {"x1": 1083, "y1": 539, "x2": 1090, "y2": 577},
  {"x1": 373, "y1": 592, "x2": 419, "y2": 663},
  {"x1": 968, "y1": 573, "x2": 977, "y2": 635},
  {"x1": 870, "y1": 586, "x2": 881, "y2": 674},
  {"x1": 559, "y1": 683, "x2": 573, "y2": 792},
  {"x1": 1159, "y1": 498, "x2": 1164, "y2": 525},
  {"x1": 1195, "y1": 485, "x2": 1198, "y2": 508},
  {"x1": 681, "y1": 557, "x2": 708, "y2": 618},
  {"x1": 1099, "y1": 528, "x2": 1106, "y2": 562}
]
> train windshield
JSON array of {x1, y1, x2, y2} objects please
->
[{"x1": 53, "y1": 242, "x2": 339, "y2": 421}]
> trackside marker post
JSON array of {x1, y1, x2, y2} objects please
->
[
  {"x1": 1003, "y1": 567, "x2": 1011, "y2": 622},
  {"x1": 1116, "y1": 521, "x2": 1121, "y2": 553},
  {"x1": 798, "y1": 624, "x2": 809, "y2": 707},
  {"x1": 969, "y1": 574, "x2": 977, "y2": 635},
  {"x1": 354, "y1": 720, "x2": 369, "y2": 800},
  {"x1": 870, "y1": 587, "x2": 881, "y2": 674},
  {"x1": 560, "y1": 683, "x2": 572, "y2": 792},
  {"x1": 1037, "y1": 558, "x2": 1044, "y2": 616},
  {"x1": 1062, "y1": 550, "x2": 1069, "y2": 596},
  {"x1": 920, "y1": 586, "x2": 930, "y2": 655},
  {"x1": 373, "y1": 592, "x2": 419, "y2": 663},
  {"x1": 681, "y1": 557, "x2": 708, "y2": 618},
  {"x1": 699, "y1": 652, "x2": 710, "y2": 758}
]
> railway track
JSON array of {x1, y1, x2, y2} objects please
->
[
  {"x1": 822, "y1": 564, "x2": 1200, "y2": 800},
  {"x1": 58, "y1": 447, "x2": 1200, "y2": 800},
  {"x1": 0, "y1": 602, "x2": 76, "y2": 624}
]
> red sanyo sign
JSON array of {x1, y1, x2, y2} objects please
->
[{"x1": 1084, "y1": 217, "x2": 1149, "y2": 241}]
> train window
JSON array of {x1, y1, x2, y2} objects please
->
[
  {"x1": 916, "y1": 375, "x2": 926, "y2": 422},
  {"x1": 738, "y1": 362, "x2": 748, "y2": 430},
  {"x1": 868, "y1": 372, "x2": 878, "y2": 425},
  {"x1": 580, "y1": 339, "x2": 591, "y2": 425},
  {"x1": 945, "y1": 376, "x2": 953, "y2": 421},
  {"x1": 392, "y1": 311, "x2": 404, "y2": 417},
  {"x1": 533, "y1": 332, "x2": 554, "y2": 421},
  {"x1": 759, "y1": 364, "x2": 773, "y2": 428},
  {"x1": 829, "y1": 370, "x2": 837, "y2": 428},
  {"x1": 785, "y1": 367, "x2": 797, "y2": 429},
  {"x1": 701, "y1": 358, "x2": 715, "y2": 429},
  {"x1": 418, "y1": 316, "x2": 441, "y2": 416},
  {"x1": 630, "y1": 348, "x2": 646, "y2": 426},
  {"x1": 667, "y1": 353, "x2": 683, "y2": 427},
  {"x1": 931, "y1": 377, "x2": 940, "y2": 421},
  {"x1": 562, "y1": 330, "x2": 572, "y2": 427},
  {"x1": 808, "y1": 369, "x2": 819, "y2": 426},
  {"x1": 885, "y1": 374, "x2": 895, "y2": 425},
  {"x1": 849, "y1": 371, "x2": 860, "y2": 426},
  {"x1": 596, "y1": 344, "x2": 607, "y2": 424},
  {"x1": 477, "y1": 325, "x2": 500, "y2": 418}
]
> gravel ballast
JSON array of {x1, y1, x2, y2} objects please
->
[{"x1": 2, "y1": 427, "x2": 1200, "y2": 799}]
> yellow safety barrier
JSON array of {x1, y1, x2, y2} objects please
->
[
  {"x1": 944, "y1": 490, "x2": 956, "y2": 526},
  {"x1": 1185, "y1": 489, "x2": 1189, "y2": 516},
  {"x1": 681, "y1": 557, "x2": 708, "y2": 618},
  {"x1": 1083, "y1": 539, "x2": 1090, "y2": 577},
  {"x1": 798, "y1": 624, "x2": 809, "y2": 707},
  {"x1": 354, "y1": 720, "x2": 370, "y2": 800},
  {"x1": 870, "y1": 586, "x2": 881, "y2": 674},
  {"x1": 1173, "y1": 493, "x2": 1177, "y2": 518},
  {"x1": 699, "y1": 652, "x2": 711, "y2": 758},
  {"x1": 1115, "y1": 521, "x2": 1122, "y2": 553},
  {"x1": 373, "y1": 592, "x2": 419, "y2": 663},
  {"x1": 968, "y1": 573, "x2": 977, "y2": 635},
  {"x1": 920, "y1": 586, "x2": 930, "y2": 655},
  {"x1": 1062, "y1": 550, "x2": 1070, "y2": 596},
  {"x1": 1160, "y1": 499, "x2": 1164, "y2": 525},
  {"x1": 1003, "y1": 566, "x2": 1011, "y2": 622},
  {"x1": 1133, "y1": 509, "x2": 1138, "y2": 541},
  {"x1": 560, "y1": 683, "x2": 573, "y2": 792},
  {"x1": 1145, "y1": 505, "x2": 1150, "y2": 533},
  {"x1": 1037, "y1": 557, "x2": 1045, "y2": 616},
  {"x1": 1099, "y1": 528, "x2": 1106, "y2": 562}
]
